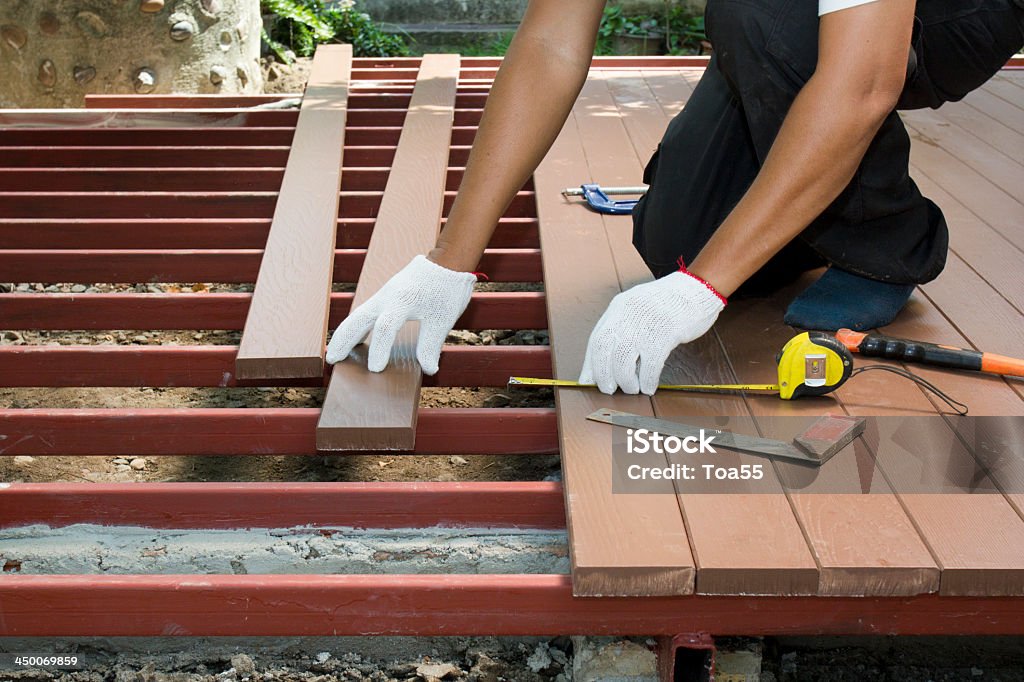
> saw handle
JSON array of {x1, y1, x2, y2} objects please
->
[{"x1": 836, "y1": 329, "x2": 1024, "y2": 377}]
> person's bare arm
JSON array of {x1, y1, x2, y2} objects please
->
[
  {"x1": 427, "y1": 0, "x2": 607, "y2": 272},
  {"x1": 687, "y1": 0, "x2": 916, "y2": 296}
]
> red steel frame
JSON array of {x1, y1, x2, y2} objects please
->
[{"x1": 3, "y1": 55, "x2": 1024, "y2": 647}]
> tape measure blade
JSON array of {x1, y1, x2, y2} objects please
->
[{"x1": 509, "y1": 377, "x2": 779, "y2": 393}]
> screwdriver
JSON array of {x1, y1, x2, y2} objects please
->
[{"x1": 835, "y1": 329, "x2": 1024, "y2": 378}]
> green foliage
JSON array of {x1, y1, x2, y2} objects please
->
[
  {"x1": 261, "y1": 0, "x2": 408, "y2": 61},
  {"x1": 665, "y1": 7, "x2": 707, "y2": 55},
  {"x1": 596, "y1": 2, "x2": 707, "y2": 56},
  {"x1": 457, "y1": 31, "x2": 516, "y2": 57}
]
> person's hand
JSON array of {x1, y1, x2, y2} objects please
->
[
  {"x1": 578, "y1": 267, "x2": 727, "y2": 395},
  {"x1": 325, "y1": 254, "x2": 477, "y2": 374}
]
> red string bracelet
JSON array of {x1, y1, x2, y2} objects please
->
[{"x1": 676, "y1": 256, "x2": 727, "y2": 306}]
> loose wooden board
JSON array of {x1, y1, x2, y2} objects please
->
[
  {"x1": 317, "y1": 54, "x2": 460, "y2": 450},
  {"x1": 236, "y1": 45, "x2": 352, "y2": 379}
]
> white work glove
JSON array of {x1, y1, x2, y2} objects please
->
[
  {"x1": 325, "y1": 254, "x2": 477, "y2": 374},
  {"x1": 578, "y1": 267, "x2": 727, "y2": 395}
]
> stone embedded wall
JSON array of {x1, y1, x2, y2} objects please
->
[{"x1": 0, "y1": 0, "x2": 263, "y2": 108}]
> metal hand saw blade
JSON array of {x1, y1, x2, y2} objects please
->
[{"x1": 586, "y1": 408, "x2": 821, "y2": 464}]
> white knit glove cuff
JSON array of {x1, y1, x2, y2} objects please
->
[
  {"x1": 578, "y1": 270, "x2": 726, "y2": 395},
  {"x1": 325, "y1": 254, "x2": 477, "y2": 374}
]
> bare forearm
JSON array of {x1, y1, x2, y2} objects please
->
[
  {"x1": 688, "y1": 75, "x2": 892, "y2": 296},
  {"x1": 688, "y1": 0, "x2": 914, "y2": 297},
  {"x1": 429, "y1": 3, "x2": 603, "y2": 272}
]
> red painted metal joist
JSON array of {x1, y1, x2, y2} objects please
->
[
  {"x1": 0, "y1": 407, "x2": 559, "y2": 456},
  {"x1": 0, "y1": 217, "x2": 540, "y2": 250},
  {"x1": 0, "y1": 291, "x2": 547, "y2": 330},
  {"x1": 0, "y1": 189, "x2": 535, "y2": 218},
  {"x1": 0, "y1": 248, "x2": 543, "y2": 284},
  {"x1": 0, "y1": 481, "x2": 567, "y2": 530},
  {"x1": 0, "y1": 344, "x2": 552, "y2": 388},
  {"x1": 0, "y1": 166, "x2": 535, "y2": 193},
  {"x1": 2, "y1": 575, "x2": 1022, "y2": 637},
  {"x1": 0, "y1": 108, "x2": 484, "y2": 128}
]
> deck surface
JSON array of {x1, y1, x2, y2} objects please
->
[
  {"x1": 544, "y1": 66, "x2": 1024, "y2": 597},
  {"x1": 0, "y1": 58, "x2": 1022, "y2": 611}
]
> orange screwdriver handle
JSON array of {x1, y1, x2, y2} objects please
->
[
  {"x1": 836, "y1": 329, "x2": 1024, "y2": 378},
  {"x1": 981, "y1": 353, "x2": 1024, "y2": 377}
]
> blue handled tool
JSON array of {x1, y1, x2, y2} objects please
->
[{"x1": 562, "y1": 183, "x2": 648, "y2": 215}]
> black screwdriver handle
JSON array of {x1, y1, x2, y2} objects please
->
[{"x1": 853, "y1": 333, "x2": 983, "y2": 372}]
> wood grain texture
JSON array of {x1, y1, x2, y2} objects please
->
[
  {"x1": 985, "y1": 74, "x2": 1024, "y2": 110},
  {"x1": 961, "y1": 85, "x2": 1024, "y2": 131},
  {"x1": 932, "y1": 101, "x2": 1024, "y2": 169},
  {"x1": 595, "y1": 72, "x2": 820, "y2": 596},
  {"x1": 901, "y1": 108, "x2": 1024, "y2": 200},
  {"x1": 820, "y1": 292, "x2": 1024, "y2": 595},
  {"x1": 717, "y1": 300, "x2": 939, "y2": 597},
  {"x1": 903, "y1": 112, "x2": 1024, "y2": 253},
  {"x1": 912, "y1": 168, "x2": 1024, "y2": 315},
  {"x1": 534, "y1": 86, "x2": 695, "y2": 597},
  {"x1": 316, "y1": 54, "x2": 460, "y2": 451},
  {"x1": 234, "y1": 45, "x2": 352, "y2": 379}
]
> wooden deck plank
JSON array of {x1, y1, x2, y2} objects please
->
[
  {"x1": 808, "y1": 284, "x2": 1024, "y2": 595},
  {"x1": 920, "y1": 255, "x2": 1024, "y2": 364},
  {"x1": 912, "y1": 166, "x2": 1024, "y2": 315},
  {"x1": 594, "y1": 72, "x2": 820, "y2": 595},
  {"x1": 0, "y1": 248, "x2": 541, "y2": 286},
  {"x1": 874, "y1": 287, "x2": 1024, "y2": 535},
  {"x1": 640, "y1": 69, "x2": 694, "y2": 116},
  {"x1": 534, "y1": 94, "x2": 695, "y2": 597},
  {"x1": 985, "y1": 74, "x2": 1024, "y2": 109},
  {"x1": 901, "y1": 108, "x2": 1024, "y2": 200},
  {"x1": 905, "y1": 119, "x2": 1024, "y2": 253},
  {"x1": 934, "y1": 101, "x2": 1024, "y2": 168},
  {"x1": 877, "y1": 292, "x2": 1024, "y2": 417},
  {"x1": 715, "y1": 300, "x2": 939, "y2": 596},
  {"x1": 316, "y1": 54, "x2": 460, "y2": 451},
  {"x1": 234, "y1": 45, "x2": 352, "y2": 379},
  {"x1": 961, "y1": 86, "x2": 1024, "y2": 132}
]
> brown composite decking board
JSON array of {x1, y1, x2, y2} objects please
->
[
  {"x1": 901, "y1": 107, "x2": 1023, "y2": 200},
  {"x1": 234, "y1": 45, "x2": 352, "y2": 380},
  {"x1": 234, "y1": 45, "x2": 354, "y2": 378},
  {"x1": 911, "y1": 168, "x2": 1024, "y2": 315},
  {"x1": 534, "y1": 82, "x2": 696, "y2": 597},
  {"x1": 602, "y1": 70, "x2": 939, "y2": 596},
  {"x1": 960, "y1": 83, "x2": 1024, "y2": 132},
  {"x1": 563, "y1": 66, "x2": 1024, "y2": 596},
  {"x1": 902, "y1": 111, "x2": 1024, "y2": 253},
  {"x1": 715, "y1": 300, "x2": 941, "y2": 596},
  {"x1": 933, "y1": 100, "x2": 1024, "y2": 168},
  {"x1": 316, "y1": 54, "x2": 461, "y2": 451},
  {"x1": 814, "y1": 283, "x2": 1024, "y2": 595},
  {"x1": 592, "y1": 71, "x2": 820, "y2": 596},
  {"x1": 983, "y1": 73, "x2": 1024, "y2": 110}
]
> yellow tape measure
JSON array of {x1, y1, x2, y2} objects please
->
[
  {"x1": 507, "y1": 376, "x2": 779, "y2": 392},
  {"x1": 508, "y1": 332, "x2": 854, "y2": 400}
]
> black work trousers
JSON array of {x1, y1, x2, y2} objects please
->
[{"x1": 631, "y1": 0, "x2": 1024, "y2": 288}]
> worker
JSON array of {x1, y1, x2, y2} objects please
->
[{"x1": 326, "y1": 0, "x2": 1024, "y2": 395}]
